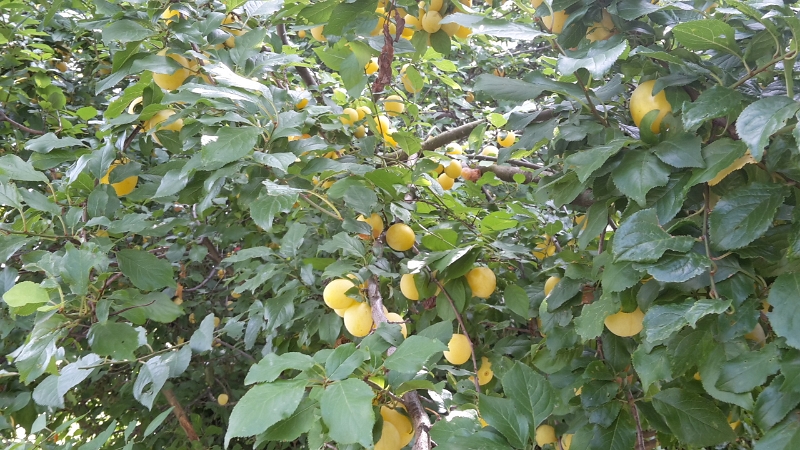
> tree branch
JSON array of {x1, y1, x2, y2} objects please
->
[
  {"x1": 0, "y1": 110, "x2": 46, "y2": 135},
  {"x1": 276, "y1": 24, "x2": 318, "y2": 89},
  {"x1": 366, "y1": 277, "x2": 432, "y2": 450},
  {"x1": 162, "y1": 388, "x2": 200, "y2": 441}
]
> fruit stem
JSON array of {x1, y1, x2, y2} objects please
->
[{"x1": 432, "y1": 277, "x2": 481, "y2": 394}]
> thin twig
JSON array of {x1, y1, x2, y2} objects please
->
[
  {"x1": 431, "y1": 278, "x2": 481, "y2": 393},
  {"x1": 0, "y1": 110, "x2": 46, "y2": 135},
  {"x1": 627, "y1": 389, "x2": 646, "y2": 450},
  {"x1": 162, "y1": 388, "x2": 200, "y2": 441},
  {"x1": 185, "y1": 266, "x2": 218, "y2": 292},
  {"x1": 214, "y1": 339, "x2": 256, "y2": 363}
]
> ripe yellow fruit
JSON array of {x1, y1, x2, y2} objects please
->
[
  {"x1": 464, "y1": 91, "x2": 475, "y2": 103},
  {"x1": 604, "y1": 307, "x2": 645, "y2": 337},
  {"x1": 295, "y1": 98, "x2": 309, "y2": 110},
  {"x1": 531, "y1": 0, "x2": 543, "y2": 6},
  {"x1": 386, "y1": 223, "x2": 415, "y2": 251},
  {"x1": 365, "y1": 57, "x2": 379, "y2": 75},
  {"x1": 213, "y1": 316, "x2": 221, "y2": 328},
  {"x1": 374, "y1": 420, "x2": 400, "y2": 450},
  {"x1": 481, "y1": 145, "x2": 499, "y2": 157},
  {"x1": 561, "y1": 433, "x2": 573, "y2": 450},
  {"x1": 708, "y1": 150, "x2": 757, "y2": 186},
  {"x1": 310, "y1": 25, "x2": 326, "y2": 41},
  {"x1": 334, "y1": 307, "x2": 348, "y2": 317},
  {"x1": 455, "y1": 26, "x2": 472, "y2": 39},
  {"x1": 356, "y1": 105, "x2": 372, "y2": 120},
  {"x1": 542, "y1": 10, "x2": 569, "y2": 34},
  {"x1": 375, "y1": 115, "x2": 392, "y2": 135},
  {"x1": 340, "y1": 107, "x2": 359, "y2": 126},
  {"x1": 100, "y1": 165, "x2": 138, "y2": 196},
  {"x1": 466, "y1": 267, "x2": 496, "y2": 298},
  {"x1": 383, "y1": 131, "x2": 398, "y2": 147},
  {"x1": 357, "y1": 213, "x2": 384, "y2": 239},
  {"x1": 533, "y1": 241, "x2": 557, "y2": 260},
  {"x1": 430, "y1": 0, "x2": 444, "y2": 12},
  {"x1": 384, "y1": 95, "x2": 405, "y2": 116},
  {"x1": 323, "y1": 278, "x2": 357, "y2": 309},
  {"x1": 444, "y1": 333, "x2": 472, "y2": 365},
  {"x1": 297, "y1": 29, "x2": 307, "y2": 38},
  {"x1": 161, "y1": 8, "x2": 181, "y2": 24},
  {"x1": 55, "y1": 61, "x2": 68, "y2": 72},
  {"x1": 421, "y1": 11, "x2": 442, "y2": 33},
  {"x1": 535, "y1": 424, "x2": 557, "y2": 446},
  {"x1": 445, "y1": 160, "x2": 462, "y2": 178},
  {"x1": 344, "y1": 302, "x2": 374, "y2": 337},
  {"x1": 404, "y1": 14, "x2": 421, "y2": 29},
  {"x1": 217, "y1": 393, "x2": 229, "y2": 405},
  {"x1": 630, "y1": 79, "x2": 672, "y2": 134},
  {"x1": 385, "y1": 312, "x2": 408, "y2": 338},
  {"x1": 445, "y1": 142, "x2": 463, "y2": 155},
  {"x1": 544, "y1": 276, "x2": 560, "y2": 297},
  {"x1": 497, "y1": 132, "x2": 515, "y2": 148},
  {"x1": 354, "y1": 125, "x2": 367, "y2": 138},
  {"x1": 437, "y1": 173, "x2": 455, "y2": 190},
  {"x1": 586, "y1": 10, "x2": 616, "y2": 42},
  {"x1": 477, "y1": 356, "x2": 493, "y2": 385},
  {"x1": 153, "y1": 49, "x2": 192, "y2": 91},
  {"x1": 145, "y1": 109, "x2": 184, "y2": 145},
  {"x1": 400, "y1": 273, "x2": 421, "y2": 300},
  {"x1": 441, "y1": 22, "x2": 460, "y2": 36},
  {"x1": 744, "y1": 323, "x2": 766, "y2": 346},
  {"x1": 381, "y1": 406, "x2": 414, "y2": 446}
]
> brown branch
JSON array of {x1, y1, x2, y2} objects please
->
[
  {"x1": 366, "y1": 276, "x2": 431, "y2": 450},
  {"x1": 162, "y1": 388, "x2": 200, "y2": 441},
  {"x1": 627, "y1": 390, "x2": 646, "y2": 450},
  {"x1": 276, "y1": 24, "x2": 318, "y2": 89},
  {"x1": 200, "y1": 237, "x2": 223, "y2": 264},
  {"x1": 185, "y1": 265, "x2": 218, "y2": 292},
  {"x1": 471, "y1": 155, "x2": 544, "y2": 170},
  {"x1": 421, "y1": 119, "x2": 484, "y2": 151},
  {"x1": 214, "y1": 339, "x2": 256, "y2": 363},
  {"x1": 0, "y1": 110, "x2": 46, "y2": 135}
]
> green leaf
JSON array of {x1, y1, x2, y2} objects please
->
[
  {"x1": 300, "y1": 0, "x2": 338, "y2": 24},
  {"x1": 736, "y1": 97, "x2": 800, "y2": 160},
  {"x1": 0, "y1": 235, "x2": 31, "y2": 264},
  {"x1": 0, "y1": 155, "x2": 48, "y2": 182},
  {"x1": 557, "y1": 36, "x2": 629, "y2": 78},
  {"x1": 682, "y1": 86, "x2": 742, "y2": 132},
  {"x1": 421, "y1": 228, "x2": 459, "y2": 251},
  {"x1": 245, "y1": 352, "x2": 315, "y2": 385},
  {"x1": 564, "y1": 139, "x2": 627, "y2": 183},
  {"x1": 201, "y1": 127, "x2": 261, "y2": 167},
  {"x1": 642, "y1": 298, "x2": 731, "y2": 343},
  {"x1": 142, "y1": 407, "x2": 174, "y2": 438},
  {"x1": 754, "y1": 375, "x2": 800, "y2": 431},
  {"x1": 612, "y1": 209, "x2": 694, "y2": 263},
  {"x1": 250, "y1": 192, "x2": 297, "y2": 232},
  {"x1": 116, "y1": 292, "x2": 182, "y2": 324},
  {"x1": 117, "y1": 249, "x2": 175, "y2": 291},
  {"x1": 766, "y1": 272, "x2": 800, "y2": 350},
  {"x1": 384, "y1": 335, "x2": 447, "y2": 373},
  {"x1": 502, "y1": 362, "x2": 555, "y2": 434},
  {"x1": 440, "y1": 13, "x2": 546, "y2": 40},
  {"x1": 709, "y1": 182, "x2": 788, "y2": 251},
  {"x1": 754, "y1": 413, "x2": 800, "y2": 450},
  {"x1": 102, "y1": 20, "x2": 153, "y2": 44},
  {"x1": 611, "y1": 150, "x2": 671, "y2": 207},
  {"x1": 652, "y1": 388, "x2": 737, "y2": 447},
  {"x1": 593, "y1": 412, "x2": 637, "y2": 450},
  {"x1": 672, "y1": 19, "x2": 740, "y2": 56},
  {"x1": 78, "y1": 420, "x2": 117, "y2": 450},
  {"x1": 479, "y1": 394, "x2": 529, "y2": 448},
  {"x1": 325, "y1": 343, "x2": 368, "y2": 381},
  {"x1": 133, "y1": 356, "x2": 169, "y2": 409},
  {"x1": 324, "y1": 0, "x2": 374, "y2": 35},
  {"x1": 320, "y1": 379, "x2": 375, "y2": 447},
  {"x1": 651, "y1": 133, "x2": 704, "y2": 168},
  {"x1": 716, "y1": 343, "x2": 780, "y2": 393},
  {"x1": 545, "y1": 277, "x2": 582, "y2": 311},
  {"x1": 2, "y1": 281, "x2": 50, "y2": 308},
  {"x1": 24, "y1": 132, "x2": 85, "y2": 153},
  {"x1": 688, "y1": 138, "x2": 747, "y2": 187},
  {"x1": 575, "y1": 293, "x2": 620, "y2": 341},
  {"x1": 632, "y1": 346, "x2": 672, "y2": 392},
  {"x1": 87, "y1": 322, "x2": 141, "y2": 361},
  {"x1": 699, "y1": 349, "x2": 754, "y2": 410},
  {"x1": 503, "y1": 284, "x2": 530, "y2": 319},
  {"x1": 224, "y1": 379, "x2": 306, "y2": 447},
  {"x1": 189, "y1": 314, "x2": 215, "y2": 353},
  {"x1": 474, "y1": 72, "x2": 584, "y2": 102},
  {"x1": 633, "y1": 252, "x2": 711, "y2": 283},
  {"x1": 262, "y1": 397, "x2": 318, "y2": 442}
]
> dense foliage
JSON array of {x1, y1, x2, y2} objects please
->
[{"x1": 2, "y1": 0, "x2": 800, "y2": 449}]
